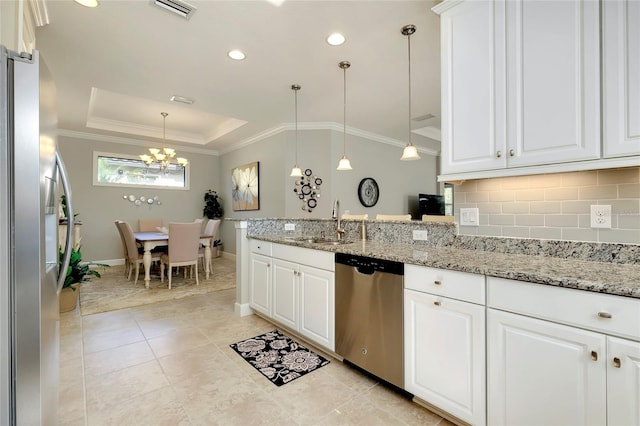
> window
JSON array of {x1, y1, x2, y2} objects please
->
[{"x1": 93, "y1": 152, "x2": 189, "y2": 189}]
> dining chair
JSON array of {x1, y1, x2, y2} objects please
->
[
  {"x1": 114, "y1": 220, "x2": 130, "y2": 277},
  {"x1": 160, "y1": 222, "x2": 201, "y2": 289},
  {"x1": 198, "y1": 219, "x2": 221, "y2": 270},
  {"x1": 118, "y1": 221, "x2": 163, "y2": 286},
  {"x1": 341, "y1": 214, "x2": 369, "y2": 220},
  {"x1": 376, "y1": 214, "x2": 412, "y2": 221},
  {"x1": 138, "y1": 218, "x2": 163, "y2": 232}
]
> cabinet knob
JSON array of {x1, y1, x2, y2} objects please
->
[
  {"x1": 434, "y1": 300, "x2": 441, "y2": 306},
  {"x1": 613, "y1": 357, "x2": 621, "y2": 368},
  {"x1": 257, "y1": 245, "x2": 261, "y2": 249},
  {"x1": 591, "y1": 351, "x2": 598, "y2": 361},
  {"x1": 434, "y1": 280, "x2": 442, "y2": 286},
  {"x1": 267, "y1": 263, "x2": 270, "y2": 268},
  {"x1": 509, "y1": 149, "x2": 515, "y2": 157},
  {"x1": 597, "y1": 311, "x2": 612, "y2": 319},
  {"x1": 496, "y1": 150, "x2": 502, "y2": 158}
]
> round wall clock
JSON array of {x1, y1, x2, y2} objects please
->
[{"x1": 358, "y1": 177, "x2": 379, "y2": 207}]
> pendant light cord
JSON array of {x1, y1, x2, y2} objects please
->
[
  {"x1": 343, "y1": 65, "x2": 347, "y2": 156},
  {"x1": 294, "y1": 88, "x2": 298, "y2": 165},
  {"x1": 407, "y1": 31, "x2": 412, "y2": 145}
]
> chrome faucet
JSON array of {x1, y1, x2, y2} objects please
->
[{"x1": 332, "y1": 199, "x2": 345, "y2": 240}]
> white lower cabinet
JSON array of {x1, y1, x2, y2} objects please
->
[
  {"x1": 487, "y1": 308, "x2": 607, "y2": 425},
  {"x1": 404, "y1": 265, "x2": 486, "y2": 425},
  {"x1": 248, "y1": 253, "x2": 271, "y2": 317},
  {"x1": 248, "y1": 241, "x2": 335, "y2": 352},
  {"x1": 487, "y1": 277, "x2": 640, "y2": 426}
]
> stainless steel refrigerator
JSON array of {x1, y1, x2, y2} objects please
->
[{"x1": 0, "y1": 46, "x2": 75, "y2": 425}]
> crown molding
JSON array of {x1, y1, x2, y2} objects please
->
[
  {"x1": 57, "y1": 129, "x2": 219, "y2": 156},
  {"x1": 86, "y1": 117, "x2": 208, "y2": 145},
  {"x1": 221, "y1": 122, "x2": 440, "y2": 156}
]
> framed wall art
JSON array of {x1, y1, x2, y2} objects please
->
[{"x1": 232, "y1": 161, "x2": 260, "y2": 211}]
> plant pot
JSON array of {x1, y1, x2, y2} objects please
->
[
  {"x1": 212, "y1": 245, "x2": 223, "y2": 258},
  {"x1": 59, "y1": 286, "x2": 79, "y2": 313}
]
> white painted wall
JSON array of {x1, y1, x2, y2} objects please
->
[
  {"x1": 58, "y1": 136, "x2": 219, "y2": 262},
  {"x1": 219, "y1": 128, "x2": 439, "y2": 254}
]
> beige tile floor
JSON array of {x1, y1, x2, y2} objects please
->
[{"x1": 59, "y1": 287, "x2": 454, "y2": 425}]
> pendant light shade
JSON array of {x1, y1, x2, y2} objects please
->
[
  {"x1": 290, "y1": 84, "x2": 303, "y2": 177},
  {"x1": 337, "y1": 61, "x2": 353, "y2": 171},
  {"x1": 401, "y1": 24, "x2": 421, "y2": 161}
]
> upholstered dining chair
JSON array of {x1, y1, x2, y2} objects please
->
[
  {"x1": 376, "y1": 214, "x2": 412, "y2": 221},
  {"x1": 160, "y1": 222, "x2": 201, "y2": 289},
  {"x1": 114, "y1": 220, "x2": 130, "y2": 277},
  {"x1": 198, "y1": 219, "x2": 221, "y2": 270},
  {"x1": 138, "y1": 218, "x2": 163, "y2": 232},
  {"x1": 118, "y1": 221, "x2": 163, "y2": 286},
  {"x1": 341, "y1": 214, "x2": 369, "y2": 220}
]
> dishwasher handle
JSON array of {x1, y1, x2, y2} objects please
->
[{"x1": 356, "y1": 265, "x2": 375, "y2": 275}]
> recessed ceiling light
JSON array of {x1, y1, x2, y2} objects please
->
[
  {"x1": 74, "y1": 0, "x2": 99, "y2": 7},
  {"x1": 327, "y1": 33, "x2": 345, "y2": 46},
  {"x1": 228, "y1": 50, "x2": 246, "y2": 61},
  {"x1": 170, "y1": 95, "x2": 194, "y2": 105}
]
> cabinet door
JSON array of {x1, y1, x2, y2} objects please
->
[
  {"x1": 249, "y1": 253, "x2": 271, "y2": 317},
  {"x1": 272, "y1": 259, "x2": 298, "y2": 331},
  {"x1": 603, "y1": 0, "x2": 640, "y2": 158},
  {"x1": 298, "y1": 265, "x2": 334, "y2": 352},
  {"x1": 439, "y1": 0, "x2": 507, "y2": 174},
  {"x1": 487, "y1": 309, "x2": 606, "y2": 426},
  {"x1": 607, "y1": 337, "x2": 640, "y2": 426},
  {"x1": 404, "y1": 290, "x2": 486, "y2": 425},
  {"x1": 506, "y1": 0, "x2": 600, "y2": 167}
]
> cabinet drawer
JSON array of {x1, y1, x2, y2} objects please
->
[
  {"x1": 405, "y1": 264, "x2": 485, "y2": 305},
  {"x1": 249, "y1": 239, "x2": 272, "y2": 256},
  {"x1": 488, "y1": 277, "x2": 640, "y2": 341},
  {"x1": 272, "y1": 243, "x2": 334, "y2": 272}
]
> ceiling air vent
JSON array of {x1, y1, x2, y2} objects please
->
[{"x1": 153, "y1": 0, "x2": 196, "y2": 20}]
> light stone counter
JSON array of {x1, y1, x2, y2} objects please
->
[{"x1": 251, "y1": 235, "x2": 640, "y2": 299}]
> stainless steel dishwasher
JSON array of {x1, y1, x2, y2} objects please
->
[{"x1": 335, "y1": 252, "x2": 404, "y2": 388}]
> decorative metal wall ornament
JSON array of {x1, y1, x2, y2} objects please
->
[
  {"x1": 293, "y1": 168, "x2": 322, "y2": 212},
  {"x1": 124, "y1": 194, "x2": 161, "y2": 206}
]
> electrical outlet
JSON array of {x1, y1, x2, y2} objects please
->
[
  {"x1": 590, "y1": 205, "x2": 612, "y2": 229},
  {"x1": 460, "y1": 208, "x2": 479, "y2": 226},
  {"x1": 413, "y1": 230, "x2": 428, "y2": 241},
  {"x1": 284, "y1": 223, "x2": 296, "y2": 231}
]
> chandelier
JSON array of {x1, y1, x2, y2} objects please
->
[{"x1": 139, "y1": 112, "x2": 188, "y2": 173}]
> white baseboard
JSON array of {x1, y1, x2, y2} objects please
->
[
  {"x1": 234, "y1": 303, "x2": 253, "y2": 317},
  {"x1": 93, "y1": 258, "x2": 125, "y2": 266},
  {"x1": 220, "y1": 252, "x2": 236, "y2": 262}
]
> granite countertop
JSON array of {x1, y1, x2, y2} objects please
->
[{"x1": 250, "y1": 235, "x2": 640, "y2": 299}]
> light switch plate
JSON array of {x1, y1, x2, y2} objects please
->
[
  {"x1": 284, "y1": 223, "x2": 296, "y2": 231},
  {"x1": 413, "y1": 230, "x2": 428, "y2": 241},
  {"x1": 460, "y1": 208, "x2": 479, "y2": 226}
]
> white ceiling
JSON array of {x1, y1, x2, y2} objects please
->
[{"x1": 36, "y1": 0, "x2": 442, "y2": 156}]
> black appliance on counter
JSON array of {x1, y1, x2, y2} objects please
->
[{"x1": 418, "y1": 193, "x2": 445, "y2": 216}]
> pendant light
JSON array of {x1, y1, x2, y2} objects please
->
[
  {"x1": 337, "y1": 61, "x2": 353, "y2": 171},
  {"x1": 400, "y1": 24, "x2": 421, "y2": 161},
  {"x1": 290, "y1": 84, "x2": 303, "y2": 177}
]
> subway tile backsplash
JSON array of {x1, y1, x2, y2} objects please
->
[{"x1": 454, "y1": 167, "x2": 640, "y2": 244}]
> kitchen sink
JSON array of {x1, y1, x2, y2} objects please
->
[{"x1": 284, "y1": 236, "x2": 351, "y2": 245}]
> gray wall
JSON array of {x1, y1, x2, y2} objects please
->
[
  {"x1": 219, "y1": 128, "x2": 439, "y2": 254},
  {"x1": 58, "y1": 136, "x2": 219, "y2": 262}
]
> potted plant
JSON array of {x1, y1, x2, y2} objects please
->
[
  {"x1": 203, "y1": 190, "x2": 224, "y2": 255},
  {"x1": 58, "y1": 246, "x2": 108, "y2": 313},
  {"x1": 203, "y1": 190, "x2": 224, "y2": 219}
]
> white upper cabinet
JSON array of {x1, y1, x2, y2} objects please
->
[
  {"x1": 437, "y1": 0, "x2": 507, "y2": 175},
  {"x1": 434, "y1": 0, "x2": 623, "y2": 180},
  {"x1": 505, "y1": 0, "x2": 600, "y2": 167},
  {"x1": 602, "y1": 0, "x2": 640, "y2": 158}
]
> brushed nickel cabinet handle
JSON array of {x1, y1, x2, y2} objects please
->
[
  {"x1": 434, "y1": 300, "x2": 441, "y2": 306},
  {"x1": 591, "y1": 351, "x2": 598, "y2": 361},
  {"x1": 509, "y1": 149, "x2": 515, "y2": 157},
  {"x1": 434, "y1": 280, "x2": 442, "y2": 286},
  {"x1": 496, "y1": 151, "x2": 502, "y2": 158},
  {"x1": 613, "y1": 357, "x2": 621, "y2": 368},
  {"x1": 598, "y1": 312, "x2": 612, "y2": 319}
]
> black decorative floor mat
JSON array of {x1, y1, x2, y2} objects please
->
[{"x1": 229, "y1": 329, "x2": 330, "y2": 386}]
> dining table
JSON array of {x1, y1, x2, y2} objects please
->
[{"x1": 134, "y1": 231, "x2": 213, "y2": 289}]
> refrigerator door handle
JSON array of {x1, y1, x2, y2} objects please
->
[{"x1": 56, "y1": 150, "x2": 74, "y2": 294}]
